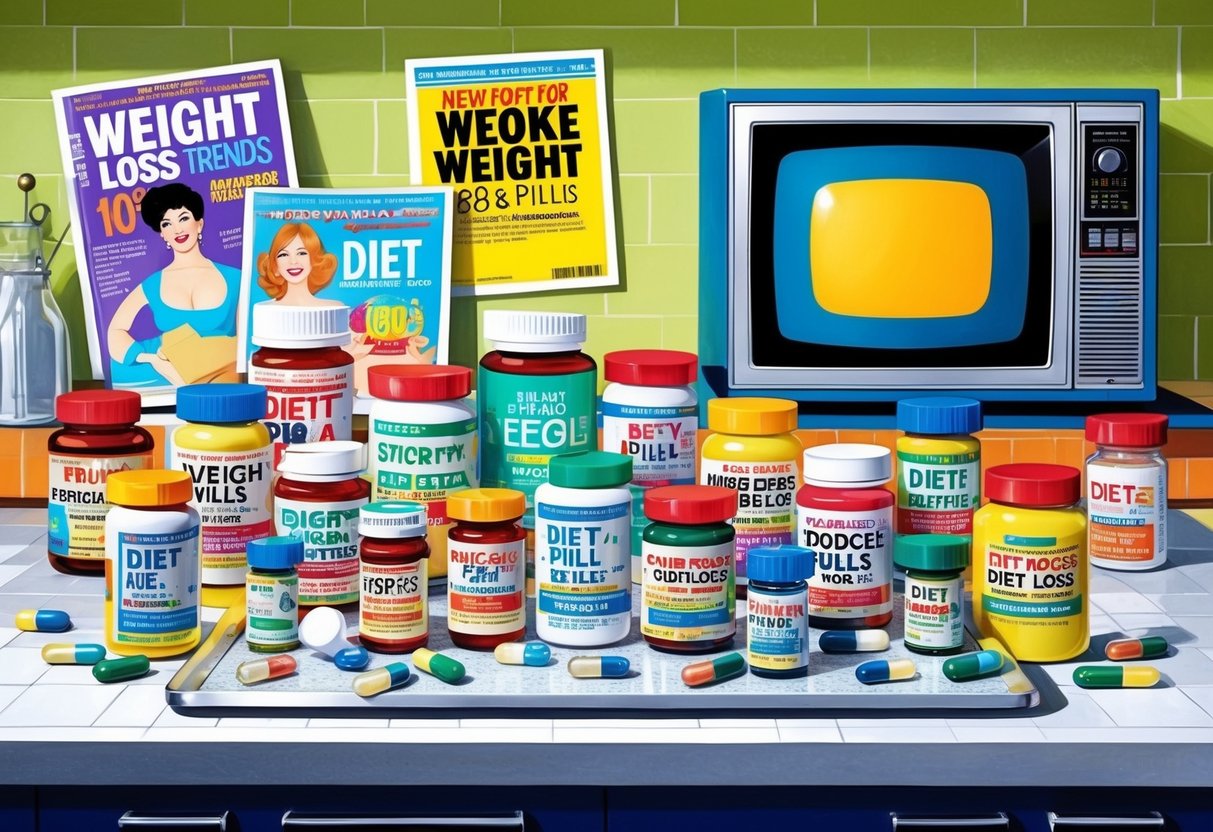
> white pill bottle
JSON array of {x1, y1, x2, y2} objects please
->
[
  {"x1": 534, "y1": 451, "x2": 633, "y2": 647},
  {"x1": 1086, "y1": 413, "x2": 1168, "y2": 571}
]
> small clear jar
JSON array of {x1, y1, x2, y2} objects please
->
[{"x1": 1085, "y1": 413, "x2": 1168, "y2": 571}]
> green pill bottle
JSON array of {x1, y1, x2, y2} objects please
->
[{"x1": 893, "y1": 534, "x2": 970, "y2": 656}]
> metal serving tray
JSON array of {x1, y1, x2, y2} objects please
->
[{"x1": 167, "y1": 582, "x2": 1038, "y2": 717}]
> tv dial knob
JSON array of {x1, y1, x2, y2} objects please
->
[{"x1": 1095, "y1": 147, "x2": 1124, "y2": 174}]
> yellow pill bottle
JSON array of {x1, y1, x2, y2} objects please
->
[
  {"x1": 700, "y1": 397, "x2": 801, "y2": 597},
  {"x1": 972, "y1": 463, "x2": 1088, "y2": 662},
  {"x1": 104, "y1": 470, "x2": 201, "y2": 658}
]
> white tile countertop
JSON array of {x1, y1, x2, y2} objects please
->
[{"x1": 1, "y1": 505, "x2": 1212, "y2": 787}]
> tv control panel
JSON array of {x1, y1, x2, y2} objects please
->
[{"x1": 1080, "y1": 122, "x2": 1139, "y2": 257}]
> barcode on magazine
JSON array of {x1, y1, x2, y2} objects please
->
[{"x1": 551, "y1": 264, "x2": 603, "y2": 279}]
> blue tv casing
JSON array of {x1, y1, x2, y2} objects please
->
[{"x1": 698, "y1": 88, "x2": 1160, "y2": 417}]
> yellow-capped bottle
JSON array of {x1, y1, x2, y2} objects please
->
[
  {"x1": 104, "y1": 470, "x2": 202, "y2": 658},
  {"x1": 972, "y1": 463, "x2": 1088, "y2": 662},
  {"x1": 699, "y1": 398, "x2": 801, "y2": 597}
]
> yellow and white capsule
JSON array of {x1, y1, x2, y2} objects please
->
[
  {"x1": 567, "y1": 656, "x2": 630, "y2": 679},
  {"x1": 855, "y1": 658, "x2": 917, "y2": 684},
  {"x1": 352, "y1": 662, "x2": 411, "y2": 697}
]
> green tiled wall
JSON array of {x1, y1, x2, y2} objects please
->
[{"x1": 2, "y1": 0, "x2": 1212, "y2": 382}]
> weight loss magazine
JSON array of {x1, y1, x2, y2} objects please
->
[{"x1": 53, "y1": 61, "x2": 297, "y2": 405}]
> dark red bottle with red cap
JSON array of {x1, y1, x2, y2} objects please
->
[
  {"x1": 640, "y1": 485, "x2": 738, "y2": 653},
  {"x1": 47, "y1": 391, "x2": 155, "y2": 576}
]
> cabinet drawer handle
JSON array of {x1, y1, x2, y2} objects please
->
[
  {"x1": 1048, "y1": 812, "x2": 1164, "y2": 830},
  {"x1": 892, "y1": 814, "x2": 1009, "y2": 830},
  {"x1": 281, "y1": 811, "x2": 524, "y2": 830},
  {"x1": 118, "y1": 812, "x2": 229, "y2": 831}
]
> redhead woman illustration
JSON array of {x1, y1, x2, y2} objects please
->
[
  {"x1": 256, "y1": 222, "x2": 341, "y2": 307},
  {"x1": 108, "y1": 183, "x2": 240, "y2": 389}
]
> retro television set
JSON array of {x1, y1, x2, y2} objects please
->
[{"x1": 698, "y1": 89, "x2": 1159, "y2": 416}]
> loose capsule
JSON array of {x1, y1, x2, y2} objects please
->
[
  {"x1": 413, "y1": 648, "x2": 466, "y2": 684},
  {"x1": 15, "y1": 609, "x2": 71, "y2": 633},
  {"x1": 92, "y1": 655, "x2": 150, "y2": 683},
  {"x1": 819, "y1": 629, "x2": 890, "y2": 653},
  {"x1": 855, "y1": 658, "x2": 916, "y2": 685},
  {"x1": 567, "y1": 655, "x2": 630, "y2": 679},
  {"x1": 41, "y1": 643, "x2": 106, "y2": 665},
  {"x1": 682, "y1": 652, "x2": 746, "y2": 687},
  {"x1": 1105, "y1": 636, "x2": 1168, "y2": 662},
  {"x1": 353, "y1": 662, "x2": 411, "y2": 697},
  {"x1": 236, "y1": 655, "x2": 298, "y2": 685},
  {"x1": 1073, "y1": 665, "x2": 1161, "y2": 689},
  {"x1": 942, "y1": 649, "x2": 1005, "y2": 682},
  {"x1": 494, "y1": 642, "x2": 551, "y2": 667},
  {"x1": 334, "y1": 646, "x2": 371, "y2": 671}
]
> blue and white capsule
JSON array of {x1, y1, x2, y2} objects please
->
[
  {"x1": 819, "y1": 629, "x2": 889, "y2": 653},
  {"x1": 568, "y1": 656, "x2": 630, "y2": 679},
  {"x1": 353, "y1": 662, "x2": 410, "y2": 697},
  {"x1": 855, "y1": 658, "x2": 917, "y2": 685},
  {"x1": 495, "y1": 642, "x2": 551, "y2": 667},
  {"x1": 41, "y1": 643, "x2": 106, "y2": 665},
  {"x1": 334, "y1": 646, "x2": 371, "y2": 671},
  {"x1": 16, "y1": 609, "x2": 71, "y2": 633}
]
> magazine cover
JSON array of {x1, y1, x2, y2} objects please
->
[
  {"x1": 52, "y1": 60, "x2": 297, "y2": 405},
  {"x1": 406, "y1": 49, "x2": 620, "y2": 296},
  {"x1": 236, "y1": 187, "x2": 453, "y2": 414}
]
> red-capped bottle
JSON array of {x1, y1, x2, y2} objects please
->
[
  {"x1": 47, "y1": 391, "x2": 155, "y2": 576},
  {"x1": 641, "y1": 485, "x2": 738, "y2": 653},
  {"x1": 359, "y1": 501, "x2": 430, "y2": 654},
  {"x1": 446, "y1": 488, "x2": 527, "y2": 650}
]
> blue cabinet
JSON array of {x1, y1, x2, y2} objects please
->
[{"x1": 0, "y1": 788, "x2": 34, "y2": 832}]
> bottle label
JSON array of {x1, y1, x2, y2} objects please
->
[
  {"x1": 903, "y1": 574, "x2": 964, "y2": 650},
  {"x1": 447, "y1": 538, "x2": 526, "y2": 635},
  {"x1": 113, "y1": 525, "x2": 200, "y2": 646},
  {"x1": 275, "y1": 497, "x2": 366, "y2": 605},
  {"x1": 1088, "y1": 464, "x2": 1166, "y2": 565},
  {"x1": 47, "y1": 452, "x2": 154, "y2": 560},
  {"x1": 536, "y1": 500, "x2": 631, "y2": 633},
  {"x1": 981, "y1": 532, "x2": 1084, "y2": 622},
  {"x1": 896, "y1": 450, "x2": 979, "y2": 535},
  {"x1": 640, "y1": 541, "x2": 736, "y2": 643},
  {"x1": 747, "y1": 586, "x2": 808, "y2": 671},
  {"x1": 173, "y1": 445, "x2": 274, "y2": 583},
  {"x1": 360, "y1": 559, "x2": 428, "y2": 646},
  {"x1": 479, "y1": 367, "x2": 596, "y2": 527},
  {"x1": 700, "y1": 457, "x2": 798, "y2": 585},
  {"x1": 246, "y1": 572, "x2": 299, "y2": 646},
  {"x1": 251, "y1": 363, "x2": 354, "y2": 467},
  {"x1": 370, "y1": 416, "x2": 478, "y2": 528},
  {"x1": 800, "y1": 505, "x2": 893, "y2": 619},
  {"x1": 601, "y1": 402, "x2": 697, "y2": 485}
]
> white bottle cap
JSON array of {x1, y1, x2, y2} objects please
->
[
  {"x1": 252, "y1": 301, "x2": 351, "y2": 349},
  {"x1": 277, "y1": 441, "x2": 367, "y2": 481},
  {"x1": 298, "y1": 606, "x2": 351, "y2": 658},
  {"x1": 803, "y1": 443, "x2": 892, "y2": 488},
  {"x1": 483, "y1": 310, "x2": 586, "y2": 353}
]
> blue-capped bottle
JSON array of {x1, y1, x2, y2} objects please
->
[
  {"x1": 246, "y1": 536, "x2": 304, "y2": 653},
  {"x1": 746, "y1": 546, "x2": 814, "y2": 678},
  {"x1": 895, "y1": 397, "x2": 982, "y2": 536},
  {"x1": 171, "y1": 383, "x2": 273, "y2": 585}
]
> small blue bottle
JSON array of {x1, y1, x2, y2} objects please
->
[{"x1": 746, "y1": 546, "x2": 815, "y2": 679}]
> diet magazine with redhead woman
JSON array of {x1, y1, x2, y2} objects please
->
[
  {"x1": 235, "y1": 186, "x2": 453, "y2": 412},
  {"x1": 52, "y1": 61, "x2": 296, "y2": 405}
]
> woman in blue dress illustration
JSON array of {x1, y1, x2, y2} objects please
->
[{"x1": 107, "y1": 183, "x2": 241, "y2": 389}]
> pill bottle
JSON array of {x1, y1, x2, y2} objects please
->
[
  {"x1": 104, "y1": 470, "x2": 201, "y2": 658},
  {"x1": 47, "y1": 390, "x2": 155, "y2": 577},
  {"x1": 895, "y1": 397, "x2": 982, "y2": 536},
  {"x1": 535, "y1": 451, "x2": 633, "y2": 647},
  {"x1": 172, "y1": 384, "x2": 273, "y2": 586},
  {"x1": 1085, "y1": 413, "x2": 1168, "y2": 572},
  {"x1": 641, "y1": 485, "x2": 738, "y2": 654},
  {"x1": 358, "y1": 501, "x2": 430, "y2": 654},
  {"x1": 972, "y1": 463, "x2": 1088, "y2": 662},
  {"x1": 249, "y1": 301, "x2": 354, "y2": 468},
  {"x1": 245, "y1": 536, "x2": 304, "y2": 653},
  {"x1": 797, "y1": 443, "x2": 894, "y2": 630},
  {"x1": 893, "y1": 534, "x2": 969, "y2": 656},
  {"x1": 700, "y1": 397, "x2": 800, "y2": 598},
  {"x1": 478, "y1": 310, "x2": 596, "y2": 533},
  {"x1": 367, "y1": 364, "x2": 477, "y2": 580},
  {"x1": 601, "y1": 350, "x2": 698, "y2": 486},
  {"x1": 446, "y1": 488, "x2": 527, "y2": 650},
  {"x1": 273, "y1": 440, "x2": 370, "y2": 609},
  {"x1": 746, "y1": 545, "x2": 815, "y2": 679}
]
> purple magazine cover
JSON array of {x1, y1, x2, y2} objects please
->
[{"x1": 53, "y1": 61, "x2": 297, "y2": 405}]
